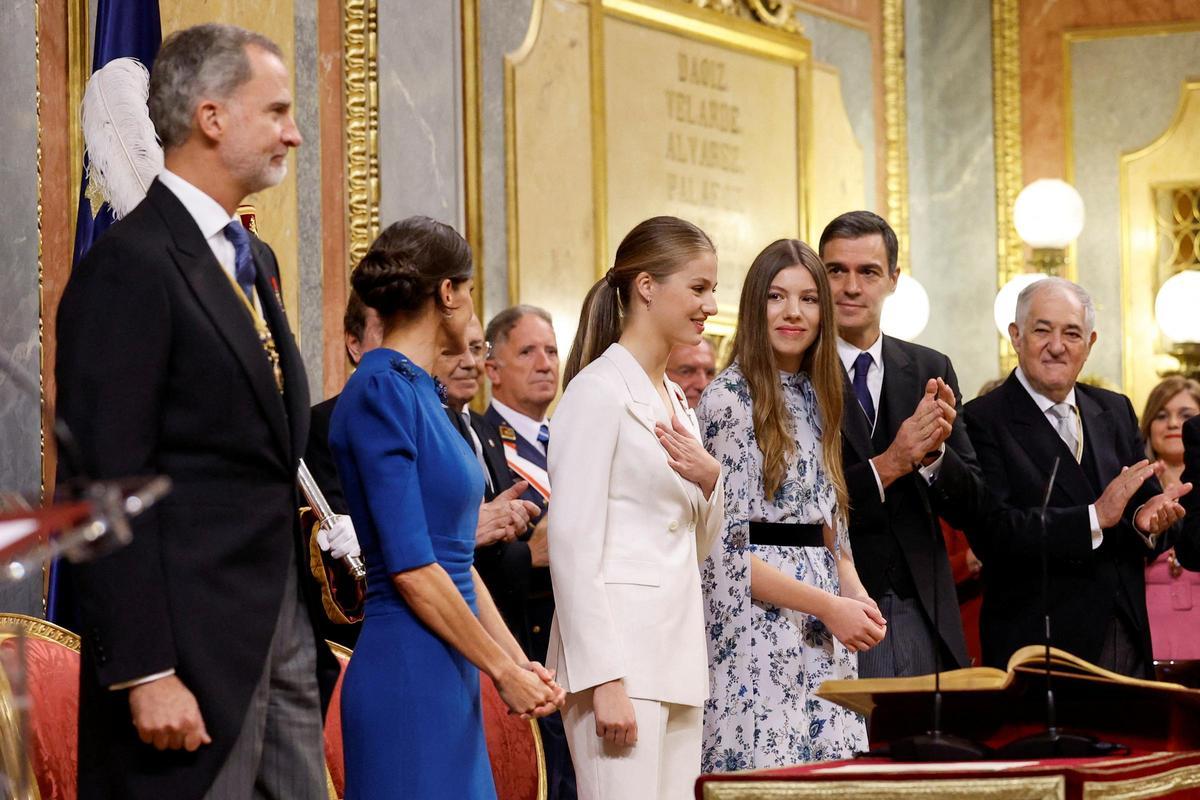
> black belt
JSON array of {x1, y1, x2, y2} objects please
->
[{"x1": 748, "y1": 521, "x2": 824, "y2": 548}]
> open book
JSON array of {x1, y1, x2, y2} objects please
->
[{"x1": 816, "y1": 645, "x2": 1200, "y2": 718}]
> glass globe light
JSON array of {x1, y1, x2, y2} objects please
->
[
  {"x1": 1155, "y1": 271, "x2": 1200, "y2": 343},
  {"x1": 993, "y1": 273, "x2": 1047, "y2": 336},
  {"x1": 880, "y1": 273, "x2": 930, "y2": 341},
  {"x1": 1013, "y1": 179, "x2": 1085, "y2": 249}
]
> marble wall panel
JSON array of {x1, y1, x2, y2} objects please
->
[
  {"x1": 293, "y1": 0, "x2": 323, "y2": 397},
  {"x1": 377, "y1": 0, "x2": 464, "y2": 232},
  {"x1": 1019, "y1": 0, "x2": 1200, "y2": 184},
  {"x1": 796, "y1": 9, "x2": 877, "y2": 221},
  {"x1": 905, "y1": 0, "x2": 999, "y2": 399},
  {"x1": 479, "y1": 0, "x2": 534, "y2": 322},
  {"x1": 1069, "y1": 30, "x2": 1200, "y2": 392},
  {"x1": 0, "y1": 0, "x2": 45, "y2": 614}
]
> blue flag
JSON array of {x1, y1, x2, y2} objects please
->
[
  {"x1": 51, "y1": 0, "x2": 161, "y2": 626},
  {"x1": 70, "y1": 0, "x2": 162, "y2": 266}
]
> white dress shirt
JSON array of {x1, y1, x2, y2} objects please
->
[
  {"x1": 491, "y1": 397, "x2": 549, "y2": 456},
  {"x1": 461, "y1": 410, "x2": 494, "y2": 493},
  {"x1": 836, "y1": 335, "x2": 943, "y2": 501},
  {"x1": 1013, "y1": 367, "x2": 1103, "y2": 549}
]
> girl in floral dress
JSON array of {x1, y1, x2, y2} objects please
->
[{"x1": 698, "y1": 239, "x2": 886, "y2": 771}]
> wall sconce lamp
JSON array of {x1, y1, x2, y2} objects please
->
[
  {"x1": 1155, "y1": 269, "x2": 1200, "y2": 377},
  {"x1": 881, "y1": 273, "x2": 931, "y2": 341},
  {"x1": 993, "y1": 180, "x2": 1086, "y2": 344}
]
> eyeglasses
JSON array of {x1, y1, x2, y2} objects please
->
[{"x1": 469, "y1": 341, "x2": 489, "y2": 359}]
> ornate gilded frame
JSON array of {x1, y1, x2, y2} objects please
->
[
  {"x1": 881, "y1": 0, "x2": 910, "y2": 274},
  {"x1": 343, "y1": 0, "x2": 380, "y2": 269},
  {"x1": 700, "y1": 776, "x2": 1065, "y2": 799}
]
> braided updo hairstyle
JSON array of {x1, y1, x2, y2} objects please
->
[{"x1": 350, "y1": 216, "x2": 473, "y2": 318}]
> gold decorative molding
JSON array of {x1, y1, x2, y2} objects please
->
[
  {"x1": 683, "y1": 0, "x2": 803, "y2": 32},
  {"x1": 1082, "y1": 763, "x2": 1200, "y2": 800},
  {"x1": 67, "y1": 0, "x2": 88, "y2": 240},
  {"x1": 991, "y1": 0, "x2": 1022, "y2": 374},
  {"x1": 701, "y1": 776, "x2": 1065, "y2": 800},
  {"x1": 991, "y1": 0, "x2": 1022, "y2": 289},
  {"x1": 0, "y1": 613, "x2": 82, "y2": 652},
  {"x1": 882, "y1": 0, "x2": 909, "y2": 273},
  {"x1": 343, "y1": 0, "x2": 380, "y2": 270},
  {"x1": 462, "y1": 0, "x2": 485, "y2": 319}
]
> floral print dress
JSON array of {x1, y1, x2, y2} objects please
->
[{"x1": 697, "y1": 363, "x2": 866, "y2": 772}]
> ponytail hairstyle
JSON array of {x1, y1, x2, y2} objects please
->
[
  {"x1": 563, "y1": 216, "x2": 714, "y2": 387},
  {"x1": 350, "y1": 215, "x2": 473, "y2": 321},
  {"x1": 732, "y1": 239, "x2": 847, "y2": 519}
]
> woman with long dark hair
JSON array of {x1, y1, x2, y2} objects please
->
[
  {"x1": 699, "y1": 239, "x2": 884, "y2": 771},
  {"x1": 329, "y1": 216, "x2": 563, "y2": 799},
  {"x1": 547, "y1": 216, "x2": 725, "y2": 798}
]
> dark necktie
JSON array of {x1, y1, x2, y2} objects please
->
[
  {"x1": 538, "y1": 423, "x2": 550, "y2": 452},
  {"x1": 222, "y1": 220, "x2": 257, "y2": 305},
  {"x1": 852, "y1": 351, "x2": 876, "y2": 426}
]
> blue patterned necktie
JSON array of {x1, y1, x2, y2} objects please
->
[
  {"x1": 537, "y1": 423, "x2": 550, "y2": 451},
  {"x1": 222, "y1": 220, "x2": 257, "y2": 305},
  {"x1": 852, "y1": 351, "x2": 876, "y2": 426}
]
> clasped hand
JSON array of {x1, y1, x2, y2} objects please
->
[
  {"x1": 496, "y1": 660, "x2": 565, "y2": 720},
  {"x1": 656, "y1": 416, "x2": 720, "y2": 498}
]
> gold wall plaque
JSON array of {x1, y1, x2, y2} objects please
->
[{"x1": 507, "y1": 0, "x2": 812, "y2": 347}]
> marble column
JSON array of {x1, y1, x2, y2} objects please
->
[
  {"x1": 293, "y1": 0, "x2": 324, "y2": 397},
  {"x1": 905, "y1": 0, "x2": 999, "y2": 401},
  {"x1": 0, "y1": 0, "x2": 45, "y2": 615},
  {"x1": 479, "y1": 0, "x2": 534, "y2": 323}
]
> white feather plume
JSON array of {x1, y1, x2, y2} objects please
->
[{"x1": 81, "y1": 57, "x2": 164, "y2": 220}]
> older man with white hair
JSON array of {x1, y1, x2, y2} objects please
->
[{"x1": 963, "y1": 277, "x2": 1192, "y2": 678}]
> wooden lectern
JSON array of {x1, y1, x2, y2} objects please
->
[{"x1": 817, "y1": 646, "x2": 1200, "y2": 753}]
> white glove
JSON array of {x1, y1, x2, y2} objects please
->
[{"x1": 316, "y1": 514, "x2": 361, "y2": 560}]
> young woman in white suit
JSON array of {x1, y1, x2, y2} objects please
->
[{"x1": 546, "y1": 216, "x2": 725, "y2": 799}]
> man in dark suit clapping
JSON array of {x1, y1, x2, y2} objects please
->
[
  {"x1": 820, "y1": 211, "x2": 985, "y2": 678},
  {"x1": 963, "y1": 277, "x2": 1190, "y2": 677},
  {"x1": 56, "y1": 24, "x2": 338, "y2": 800}
]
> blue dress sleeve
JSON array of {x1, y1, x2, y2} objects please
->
[{"x1": 346, "y1": 371, "x2": 437, "y2": 575}]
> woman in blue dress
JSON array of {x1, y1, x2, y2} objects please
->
[
  {"x1": 698, "y1": 239, "x2": 886, "y2": 771},
  {"x1": 329, "y1": 216, "x2": 564, "y2": 799}
]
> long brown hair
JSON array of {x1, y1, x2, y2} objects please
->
[
  {"x1": 1140, "y1": 375, "x2": 1200, "y2": 460},
  {"x1": 563, "y1": 216, "x2": 714, "y2": 387},
  {"x1": 732, "y1": 239, "x2": 847, "y2": 517}
]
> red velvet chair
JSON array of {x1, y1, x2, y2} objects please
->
[
  {"x1": 0, "y1": 613, "x2": 82, "y2": 800},
  {"x1": 323, "y1": 644, "x2": 546, "y2": 800}
]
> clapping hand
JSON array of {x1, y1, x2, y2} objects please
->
[
  {"x1": 475, "y1": 481, "x2": 541, "y2": 548},
  {"x1": 656, "y1": 416, "x2": 720, "y2": 499},
  {"x1": 1134, "y1": 479, "x2": 1193, "y2": 541}
]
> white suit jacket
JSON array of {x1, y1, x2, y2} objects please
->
[{"x1": 545, "y1": 343, "x2": 723, "y2": 707}]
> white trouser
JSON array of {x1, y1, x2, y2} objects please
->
[{"x1": 562, "y1": 690, "x2": 702, "y2": 800}]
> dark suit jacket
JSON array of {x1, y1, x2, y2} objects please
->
[
  {"x1": 483, "y1": 403, "x2": 554, "y2": 662},
  {"x1": 446, "y1": 407, "x2": 546, "y2": 656},
  {"x1": 1174, "y1": 416, "x2": 1200, "y2": 570},
  {"x1": 963, "y1": 372, "x2": 1161, "y2": 676},
  {"x1": 56, "y1": 179, "x2": 338, "y2": 799},
  {"x1": 841, "y1": 335, "x2": 983, "y2": 670},
  {"x1": 306, "y1": 393, "x2": 348, "y2": 515}
]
